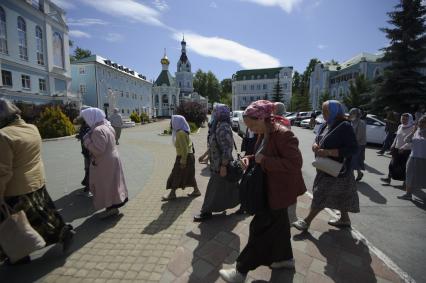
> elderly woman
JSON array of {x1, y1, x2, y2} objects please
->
[
  {"x1": 293, "y1": 100, "x2": 359, "y2": 230},
  {"x1": 219, "y1": 100, "x2": 306, "y2": 282},
  {"x1": 81, "y1": 107, "x2": 128, "y2": 218},
  {"x1": 381, "y1": 113, "x2": 414, "y2": 185},
  {"x1": 273, "y1": 102, "x2": 291, "y2": 128},
  {"x1": 194, "y1": 104, "x2": 240, "y2": 221},
  {"x1": 0, "y1": 98, "x2": 74, "y2": 263},
  {"x1": 109, "y1": 108, "x2": 123, "y2": 145},
  {"x1": 162, "y1": 115, "x2": 201, "y2": 201},
  {"x1": 398, "y1": 115, "x2": 426, "y2": 200},
  {"x1": 349, "y1": 108, "x2": 367, "y2": 181}
]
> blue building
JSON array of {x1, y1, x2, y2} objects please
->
[
  {"x1": 309, "y1": 53, "x2": 389, "y2": 110},
  {"x1": 71, "y1": 55, "x2": 153, "y2": 118},
  {"x1": 0, "y1": 0, "x2": 75, "y2": 105}
]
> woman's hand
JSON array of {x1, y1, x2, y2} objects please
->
[
  {"x1": 255, "y1": 153, "x2": 265, "y2": 164},
  {"x1": 220, "y1": 165, "x2": 227, "y2": 177},
  {"x1": 312, "y1": 143, "x2": 320, "y2": 153},
  {"x1": 241, "y1": 157, "x2": 250, "y2": 170}
]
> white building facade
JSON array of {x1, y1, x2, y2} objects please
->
[
  {"x1": 0, "y1": 0, "x2": 75, "y2": 105},
  {"x1": 71, "y1": 55, "x2": 153, "y2": 118},
  {"x1": 231, "y1": 67, "x2": 293, "y2": 111}
]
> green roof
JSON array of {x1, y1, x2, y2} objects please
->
[
  {"x1": 234, "y1": 67, "x2": 292, "y2": 81},
  {"x1": 155, "y1": 70, "x2": 176, "y2": 87}
]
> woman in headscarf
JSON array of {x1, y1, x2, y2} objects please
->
[
  {"x1": 162, "y1": 115, "x2": 200, "y2": 201},
  {"x1": 194, "y1": 104, "x2": 240, "y2": 221},
  {"x1": 273, "y1": 102, "x2": 291, "y2": 128},
  {"x1": 292, "y1": 100, "x2": 359, "y2": 231},
  {"x1": 381, "y1": 113, "x2": 414, "y2": 185},
  {"x1": 0, "y1": 98, "x2": 74, "y2": 264},
  {"x1": 219, "y1": 100, "x2": 306, "y2": 283},
  {"x1": 81, "y1": 107, "x2": 128, "y2": 218},
  {"x1": 398, "y1": 115, "x2": 426, "y2": 200},
  {"x1": 349, "y1": 108, "x2": 366, "y2": 181}
]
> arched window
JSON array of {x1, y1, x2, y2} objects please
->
[
  {"x1": 162, "y1": 94, "x2": 168, "y2": 104},
  {"x1": 17, "y1": 17, "x2": 28, "y2": 60},
  {"x1": 0, "y1": 7, "x2": 7, "y2": 54},
  {"x1": 35, "y1": 26, "x2": 44, "y2": 65},
  {"x1": 53, "y1": 32, "x2": 64, "y2": 68}
]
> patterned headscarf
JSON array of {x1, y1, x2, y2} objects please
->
[
  {"x1": 171, "y1": 115, "x2": 190, "y2": 145},
  {"x1": 326, "y1": 100, "x2": 345, "y2": 125},
  {"x1": 214, "y1": 104, "x2": 231, "y2": 123},
  {"x1": 81, "y1": 107, "x2": 107, "y2": 128},
  {"x1": 244, "y1": 100, "x2": 275, "y2": 119}
]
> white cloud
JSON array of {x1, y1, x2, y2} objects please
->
[
  {"x1": 317, "y1": 44, "x2": 327, "y2": 50},
  {"x1": 80, "y1": 0, "x2": 164, "y2": 27},
  {"x1": 210, "y1": 2, "x2": 218, "y2": 8},
  {"x1": 67, "y1": 18, "x2": 108, "y2": 26},
  {"x1": 50, "y1": 0, "x2": 75, "y2": 10},
  {"x1": 105, "y1": 33, "x2": 124, "y2": 42},
  {"x1": 69, "y1": 30, "x2": 91, "y2": 38},
  {"x1": 152, "y1": 0, "x2": 169, "y2": 11},
  {"x1": 240, "y1": 0, "x2": 303, "y2": 13},
  {"x1": 173, "y1": 32, "x2": 280, "y2": 69}
]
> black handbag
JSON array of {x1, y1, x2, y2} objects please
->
[
  {"x1": 239, "y1": 162, "x2": 268, "y2": 215},
  {"x1": 224, "y1": 141, "x2": 244, "y2": 183}
]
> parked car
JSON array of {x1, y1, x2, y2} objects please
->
[
  {"x1": 237, "y1": 114, "x2": 247, "y2": 136},
  {"x1": 231, "y1": 111, "x2": 244, "y2": 131},
  {"x1": 300, "y1": 118, "x2": 311, "y2": 128},
  {"x1": 313, "y1": 114, "x2": 386, "y2": 144},
  {"x1": 286, "y1": 112, "x2": 298, "y2": 125}
]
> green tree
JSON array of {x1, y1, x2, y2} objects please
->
[
  {"x1": 219, "y1": 78, "x2": 232, "y2": 106},
  {"x1": 70, "y1": 46, "x2": 92, "y2": 62},
  {"x1": 193, "y1": 69, "x2": 207, "y2": 97},
  {"x1": 343, "y1": 75, "x2": 373, "y2": 110},
  {"x1": 292, "y1": 71, "x2": 301, "y2": 94},
  {"x1": 291, "y1": 59, "x2": 320, "y2": 111},
  {"x1": 37, "y1": 106, "x2": 75, "y2": 138},
  {"x1": 318, "y1": 91, "x2": 331, "y2": 108},
  {"x1": 272, "y1": 77, "x2": 284, "y2": 102},
  {"x1": 373, "y1": 0, "x2": 426, "y2": 113},
  {"x1": 193, "y1": 70, "x2": 221, "y2": 103}
]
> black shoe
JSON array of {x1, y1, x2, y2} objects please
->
[
  {"x1": 377, "y1": 150, "x2": 385, "y2": 155},
  {"x1": 397, "y1": 193, "x2": 412, "y2": 200},
  {"x1": 380, "y1": 177, "x2": 391, "y2": 184},
  {"x1": 62, "y1": 226, "x2": 75, "y2": 253},
  {"x1": 355, "y1": 172, "x2": 364, "y2": 182},
  {"x1": 193, "y1": 212, "x2": 212, "y2": 222}
]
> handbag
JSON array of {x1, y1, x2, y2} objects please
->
[
  {"x1": 239, "y1": 162, "x2": 268, "y2": 215},
  {"x1": 312, "y1": 123, "x2": 345, "y2": 177},
  {"x1": 225, "y1": 141, "x2": 244, "y2": 183},
  {"x1": 0, "y1": 201, "x2": 46, "y2": 263}
]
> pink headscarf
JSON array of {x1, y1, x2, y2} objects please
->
[{"x1": 244, "y1": 100, "x2": 275, "y2": 119}]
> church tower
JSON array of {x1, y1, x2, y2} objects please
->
[{"x1": 175, "y1": 36, "x2": 194, "y2": 97}]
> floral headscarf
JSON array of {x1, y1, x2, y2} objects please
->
[
  {"x1": 243, "y1": 100, "x2": 275, "y2": 119},
  {"x1": 171, "y1": 115, "x2": 190, "y2": 145},
  {"x1": 215, "y1": 104, "x2": 231, "y2": 123}
]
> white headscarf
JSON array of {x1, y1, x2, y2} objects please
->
[
  {"x1": 401, "y1": 113, "x2": 414, "y2": 129},
  {"x1": 80, "y1": 107, "x2": 107, "y2": 128},
  {"x1": 171, "y1": 115, "x2": 190, "y2": 145}
]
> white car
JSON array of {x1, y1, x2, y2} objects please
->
[
  {"x1": 313, "y1": 114, "x2": 386, "y2": 145},
  {"x1": 237, "y1": 114, "x2": 248, "y2": 136},
  {"x1": 231, "y1": 111, "x2": 244, "y2": 131},
  {"x1": 300, "y1": 118, "x2": 311, "y2": 128}
]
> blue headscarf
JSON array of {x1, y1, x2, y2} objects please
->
[{"x1": 326, "y1": 100, "x2": 344, "y2": 125}]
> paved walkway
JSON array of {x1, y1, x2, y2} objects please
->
[{"x1": 1, "y1": 120, "x2": 406, "y2": 283}]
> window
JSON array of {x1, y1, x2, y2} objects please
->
[
  {"x1": 79, "y1": 67, "x2": 85, "y2": 74},
  {"x1": 263, "y1": 84, "x2": 267, "y2": 90},
  {"x1": 21, "y1": 74, "x2": 30, "y2": 89},
  {"x1": 256, "y1": 84, "x2": 260, "y2": 90},
  {"x1": 53, "y1": 32, "x2": 64, "y2": 68},
  {"x1": 79, "y1": 84, "x2": 86, "y2": 94},
  {"x1": 17, "y1": 17, "x2": 28, "y2": 60},
  {"x1": 0, "y1": 7, "x2": 7, "y2": 54},
  {"x1": 35, "y1": 26, "x2": 44, "y2": 65},
  {"x1": 39, "y1": 78, "x2": 46, "y2": 91},
  {"x1": 1, "y1": 70, "x2": 12, "y2": 86},
  {"x1": 121, "y1": 109, "x2": 124, "y2": 114},
  {"x1": 250, "y1": 85, "x2": 254, "y2": 90},
  {"x1": 243, "y1": 85, "x2": 247, "y2": 91}
]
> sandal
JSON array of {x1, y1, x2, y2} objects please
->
[
  {"x1": 328, "y1": 218, "x2": 351, "y2": 228},
  {"x1": 188, "y1": 191, "x2": 201, "y2": 197},
  {"x1": 292, "y1": 219, "x2": 309, "y2": 231}
]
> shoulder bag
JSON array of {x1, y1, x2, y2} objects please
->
[{"x1": 239, "y1": 162, "x2": 267, "y2": 215}]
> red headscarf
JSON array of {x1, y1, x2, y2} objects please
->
[{"x1": 244, "y1": 100, "x2": 291, "y2": 128}]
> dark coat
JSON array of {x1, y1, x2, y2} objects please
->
[{"x1": 260, "y1": 126, "x2": 307, "y2": 209}]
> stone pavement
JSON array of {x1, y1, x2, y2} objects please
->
[{"x1": 1, "y1": 120, "x2": 406, "y2": 283}]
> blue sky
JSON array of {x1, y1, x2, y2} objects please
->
[{"x1": 55, "y1": 0, "x2": 398, "y2": 81}]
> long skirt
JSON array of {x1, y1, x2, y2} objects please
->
[
  {"x1": 351, "y1": 145, "x2": 365, "y2": 171},
  {"x1": 1, "y1": 187, "x2": 72, "y2": 246},
  {"x1": 312, "y1": 172, "x2": 360, "y2": 213},
  {"x1": 200, "y1": 174, "x2": 240, "y2": 213},
  {"x1": 406, "y1": 156, "x2": 426, "y2": 189},
  {"x1": 389, "y1": 149, "x2": 411, "y2": 181},
  {"x1": 166, "y1": 154, "x2": 197, "y2": 190},
  {"x1": 236, "y1": 209, "x2": 293, "y2": 273}
]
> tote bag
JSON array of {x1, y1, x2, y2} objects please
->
[
  {"x1": 239, "y1": 163, "x2": 268, "y2": 215},
  {"x1": 0, "y1": 202, "x2": 46, "y2": 263}
]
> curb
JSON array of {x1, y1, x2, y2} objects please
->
[
  {"x1": 305, "y1": 191, "x2": 416, "y2": 283},
  {"x1": 42, "y1": 134, "x2": 77, "y2": 142}
]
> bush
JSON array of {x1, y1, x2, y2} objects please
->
[
  {"x1": 188, "y1": 122, "x2": 198, "y2": 133},
  {"x1": 130, "y1": 112, "x2": 141, "y2": 123},
  {"x1": 176, "y1": 101, "x2": 207, "y2": 127},
  {"x1": 15, "y1": 101, "x2": 79, "y2": 124},
  {"x1": 140, "y1": 112, "x2": 150, "y2": 123},
  {"x1": 37, "y1": 106, "x2": 75, "y2": 138}
]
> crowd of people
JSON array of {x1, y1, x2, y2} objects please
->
[{"x1": 0, "y1": 95, "x2": 425, "y2": 282}]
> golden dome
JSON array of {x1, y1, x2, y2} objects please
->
[{"x1": 161, "y1": 55, "x2": 170, "y2": 65}]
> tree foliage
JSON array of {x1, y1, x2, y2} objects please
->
[
  {"x1": 290, "y1": 58, "x2": 319, "y2": 111},
  {"x1": 318, "y1": 91, "x2": 331, "y2": 108},
  {"x1": 372, "y1": 0, "x2": 426, "y2": 112},
  {"x1": 272, "y1": 77, "x2": 284, "y2": 102},
  {"x1": 343, "y1": 75, "x2": 373, "y2": 110},
  {"x1": 193, "y1": 69, "x2": 221, "y2": 103},
  {"x1": 36, "y1": 106, "x2": 75, "y2": 138},
  {"x1": 70, "y1": 46, "x2": 92, "y2": 62},
  {"x1": 176, "y1": 101, "x2": 208, "y2": 127}
]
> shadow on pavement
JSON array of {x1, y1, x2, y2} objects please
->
[
  {"x1": 293, "y1": 229, "x2": 376, "y2": 283},
  {"x1": 251, "y1": 269, "x2": 295, "y2": 283},
  {"x1": 357, "y1": 182, "x2": 387, "y2": 204},
  {"x1": 364, "y1": 164, "x2": 385, "y2": 176},
  {"x1": 54, "y1": 188, "x2": 96, "y2": 222},
  {"x1": 187, "y1": 213, "x2": 244, "y2": 283},
  {"x1": 200, "y1": 166, "x2": 211, "y2": 177},
  {"x1": 142, "y1": 197, "x2": 193, "y2": 235},
  {"x1": 0, "y1": 213, "x2": 122, "y2": 283}
]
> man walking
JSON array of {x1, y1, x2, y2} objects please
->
[
  {"x1": 378, "y1": 107, "x2": 399, "y2": 155},
  {"x1": 109, "y1": 108, "x2": 123, "y2": 145}
]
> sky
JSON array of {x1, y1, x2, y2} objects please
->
[{"x1": 54, "y1": 0, "x2": 400, "y2": 81}]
